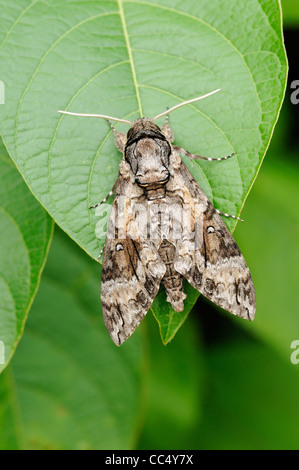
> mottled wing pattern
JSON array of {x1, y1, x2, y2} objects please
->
[
  {"x1": 101, "y1": 161, "x2": 166, "y2": 345},
  {"x1": 173, "y1": 156, "x2": 256, "y2": 320}
]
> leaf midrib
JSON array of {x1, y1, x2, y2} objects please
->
[{"x1": 117, "y1": 0, "x2": 143, "y2": 117}]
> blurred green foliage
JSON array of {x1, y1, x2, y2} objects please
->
[
  {"x1": 0, "y1": 230, "x2": 146, "y2": 449},
  {"x1": 282, "y1": 0, "x2": 299, "y2": 26}
]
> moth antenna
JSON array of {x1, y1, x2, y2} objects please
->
[
  {"x1": 153, "y1": 88, "x2": 221, "y2": 121},
  {"x1": 216, "y1": 209, "x2": 244, "y2": 222},
  {"x1": 57, "y1": 110, "x2": 132, "y2": 125},
  {"x1": 97, "y1": 247, "x2": 104, "y2": 263}
]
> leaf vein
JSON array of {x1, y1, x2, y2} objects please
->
[
  {"x1": 117, "y1": 0, "x2": 143, "y2": 116},
  {"x1": 14, "y1": 11, "x2": 119, "y2": 156}
]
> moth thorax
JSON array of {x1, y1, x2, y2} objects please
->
[
  {"x1": 145, "y1": 185, "x2": 166, "y2": 201},
  {"x1": 128, "y1": 136, "x2": 170, "y2": 200}
]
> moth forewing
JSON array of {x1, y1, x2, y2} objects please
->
[
  {"x1": 100, "y1": 158, "x2": 166, "y2": 345},
  {"x1": 171, "y1": 149, "x2": 256, "y2": 321}
]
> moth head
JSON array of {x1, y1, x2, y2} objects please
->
[
  {"x1": 126, "y1": 118, "x2": 165, "y2": 146},
  {"x1": 124, "y1": 118, "x2": 171, "y2": 188}
]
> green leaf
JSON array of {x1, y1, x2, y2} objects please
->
[
  {"x1": 0, "y1": 229, "x2": 146, "y2": 450},
  {"x1": 0, "y1": 139, "x2": 53, "y2": 373},
  {"x1": 151, "y1": 282, "x2": 199, "y2": 344},
  {"x1": 197, "y1": 337, "x2": 299, "y2": 450},
  {"x1": 0, "y1": 0, "x2": 287, "y2": 342}
]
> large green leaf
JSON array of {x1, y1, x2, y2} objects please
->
[
  {"x1": 0, "y1": 0, "x2": 287, "y2": 342},
  {"x1": 0, "y1": 139, "x2": 53, "y2": 373},
  {"x1": 0, "y1": 229, "x2": 145, "y2": 450}
]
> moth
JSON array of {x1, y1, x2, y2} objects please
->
[{"x1": 59, "y1": 89, "x2": 256, "y2": 346}]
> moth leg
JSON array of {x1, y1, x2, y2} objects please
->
[
  {"x1": 173, "y1": 145, "x2": 235, "y2": 162},
  {"x1": 161, "y1": 110, "x2": 174, "y2": 143},
  {"x1": 96, "y1": 247, "x2": 104, "y2": 262},
  {"x1": 89, "y1": 182, "x2": 116, "y2": 209},
  {"x1": 107, "y1": 119, "x2": 127, "y2": 152},
  {"x1": 216, "y1": 209, "x2": 244, "y2": 222}
]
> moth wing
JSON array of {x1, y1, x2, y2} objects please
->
[
  {"x1": 173, "y1": 157, "x2": 256, "y2": 320},
  {"x1": 101, "y1": 162, "x2": 166, "y2": 346}
]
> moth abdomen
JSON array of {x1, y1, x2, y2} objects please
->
[
  {"x1": 158, "y1": 239, "x2": 186, "y2": 312},
  {"x1": 164, "y1": 285, "x2": 186, "y2": 312}
]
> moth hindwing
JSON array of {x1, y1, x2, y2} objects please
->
[{"x1": 97, "y1": 117, "x2": 256, "y2": 346}]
